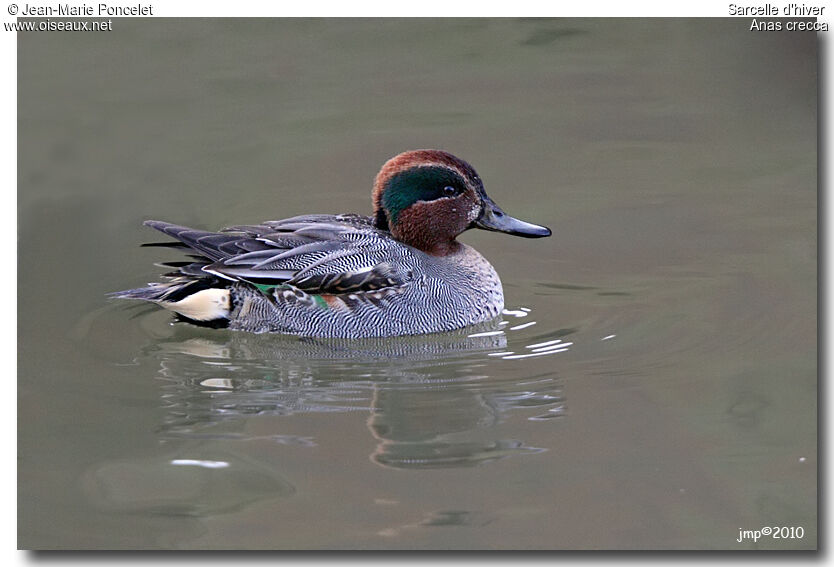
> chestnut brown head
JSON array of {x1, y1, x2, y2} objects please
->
[{"x1": 372, "y1": 149, "x2": 550, "y2": 256}]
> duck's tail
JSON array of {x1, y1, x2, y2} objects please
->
[
  {"x1": 111, "y1": 278, "x2": 232, "y2": 323},
  {"x1": 112, "y1": 219, "x2": 235, "y2": 323}
]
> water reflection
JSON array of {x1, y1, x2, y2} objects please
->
[
  {"x1": 367, "y1": 383, "x2": 549, "y2": 469},
  {"x1": 116, "y1": 306, "x2": 570, "y2": 471}
]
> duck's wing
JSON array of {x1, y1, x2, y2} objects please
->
[{"x1": 143, "y1": 215, "x2": 415, "y2": 294}]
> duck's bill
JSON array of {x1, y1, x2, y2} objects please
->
[{"x1": 474, "y1": 199, "x2": 552, "y2": 238}]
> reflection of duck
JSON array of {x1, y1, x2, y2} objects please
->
[
  {"x1": 156, "y1": 318, "x2": 508, "y2": 363},
  {"x1": 139, "y1": 323, "x2": 562, "y2": 470},
  {"x1": 368, "y1": 386, "x2": 547, "y2": 469},
  {"x1": 114, "y1": 150, "x2": 550, "y2": 337}
]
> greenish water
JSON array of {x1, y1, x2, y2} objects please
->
[{"x1": 18, "y1": 19, "x2": 816, "y2": 549}]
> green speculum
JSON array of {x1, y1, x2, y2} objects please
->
[{"x1": 382, "y1": 166, "x2": 466, "y2": 224}]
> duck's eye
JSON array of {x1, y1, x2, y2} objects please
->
[{"x1": 442, "y1": 186, "x2": 457, "y2": 197}]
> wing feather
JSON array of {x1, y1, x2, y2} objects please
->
[{"x1": 142, "y1": 215, "x2": 413, "y2": 294}]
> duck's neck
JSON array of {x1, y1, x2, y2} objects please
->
[
  {"x1": 379, "y1": 198, "x2": 468, "y2": 257},
  {"x1": 391, "y1": 223, "x2": 462, "y2": 256},
  {"x1": 423, "y1": 239, "x2": 463, "y2": 257}
]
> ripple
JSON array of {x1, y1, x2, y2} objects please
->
[
  {"x1": 527, "y1": 339, "x2": 565, "y2": 349},
  {"x1": 502, "y1": 308, "x2": 529, "y2": 318},
  {"x1": 170, "y1": 459, "x2": 230, "y2": 469}
]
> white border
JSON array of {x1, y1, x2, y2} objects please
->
[{"x1": 5, "y1": 3, "x2": 827, "y2": 563}]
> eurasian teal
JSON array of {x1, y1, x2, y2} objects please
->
[{"x1": 114, "y1": 150, "x2": 551, "y2": 337}]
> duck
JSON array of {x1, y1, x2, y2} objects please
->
[{"x1": 113, "y1": 149, "x2": 551, "y2": 337}]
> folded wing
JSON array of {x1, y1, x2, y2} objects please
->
[{"x1": 143, "y1": 214, "x2": 413, "y2": 295}]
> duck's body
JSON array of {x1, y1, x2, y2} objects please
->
[{"x1": 114, "y1": 150, "x2": 550, "y2": 338}]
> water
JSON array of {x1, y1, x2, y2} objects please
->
[{"x1": 18, "y1": 19, "x2": 816, "y2": 549}]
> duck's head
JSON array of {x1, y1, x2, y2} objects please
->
[{"x1": 372, "y1": 149, "x2": 551, "y2": 256}]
